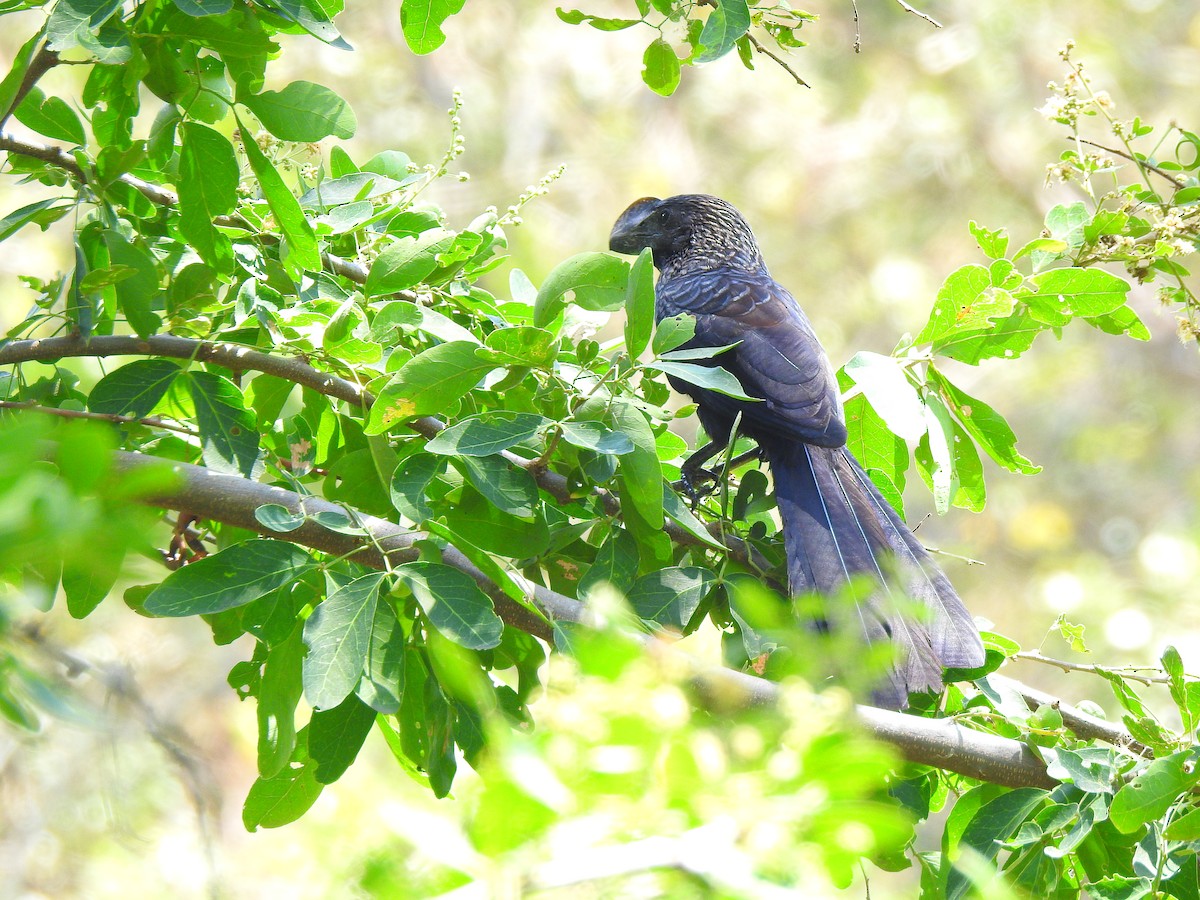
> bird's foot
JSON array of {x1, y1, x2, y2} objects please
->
[{"x1": 675, "y1": 466, "x2": 719, "y2": 509}]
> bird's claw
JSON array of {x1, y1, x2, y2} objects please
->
[{"x1": 676, "y1": 466, "x2": 719, "y2": 509}]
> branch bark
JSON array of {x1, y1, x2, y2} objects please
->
[{"x1": 109, "y1": 449, "x2": 1057, "y2": 790}]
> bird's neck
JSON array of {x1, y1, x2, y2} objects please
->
[{"x1": 657, "y1": 247, "x2": 767, "y2": 280}]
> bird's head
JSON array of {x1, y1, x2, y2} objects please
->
[{"x1": 609, "y1": 194, "x2": 764, "y2": 278}]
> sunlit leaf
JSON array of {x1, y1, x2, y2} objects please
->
[
  {"x1": 395, "y1": 561, "x2": 504, "y2": 650},
  {"x1": 145, "y1": 540, "x2": 313, "y2": 616}
]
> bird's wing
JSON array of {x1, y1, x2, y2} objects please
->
[{"x1": 661, "y1": 273, "x2": 846, "y2": 447}]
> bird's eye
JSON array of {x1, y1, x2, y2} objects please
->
[{"x1": 655, "y1": 209, "x2": 670, "y2": 223}]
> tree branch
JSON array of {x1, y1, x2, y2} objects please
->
[
  {"x1": 1001, "y1": 675, "x2": 1150, "y2": 758},
  {"x1": 0, "y1": 334, "x2": 770, "y2": 573},
  {"x1": 0, "y1": 333, "x2": 373, "y2": 408},
  {"x1": 0, "y1": 133, "x2": 373, "y2": 277},
  {"x1": 108, "y1": 449, "x2": 1057, "y2": 790},
  {"x1": 0, "y1": 399, "x2": 198, "y2": 436},
  {"x1": 0, "y1": 44, "x2": 60, "y2": 129},
  {"x1": 891, "y1": 0, "x2": 942, "y2": 28}
]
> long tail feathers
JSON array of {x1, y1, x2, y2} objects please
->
[{"x1": 765, "y1": 441, "x2": 985, "y2": 709}]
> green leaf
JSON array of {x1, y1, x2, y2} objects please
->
[
  {"x1": 257, "y1": 0, "x2": 350, "y2": 49},
  {"x1": 257, "y1": 627, "x2": 303, "y2": 776},
  {"x1": 63, "y1": 536, "x2": 125, "y2": 618},
  {"x1": 145, "y1": 540, "x2": 313, "y2": 616},
  {"x1": 949, "y1": 419, "x2": 985, "y2": 512},
  {"x1": 308, "y1": 693, "x2": 377, "y2": 784},
  {"x1": 15, "y1": 87, "x2": 86, "y2": 145},
  {"x1": 372, "y1": 299, "x2": 479, "y2": 345},
  {"x1": 628, "y1": 566, "x2": 714, "y2": 628},
  {"x1": 102, "y1": 230, "x2": 162, "y2": 337},
  {"x1": 423, "y1": 678, "x2": 457, "y2": 797},
  {"x1": 622, "y1": 248, "x2": 656, "y2": 358},
  {"x1": 302, "y1": 173, "x2": 407, "y2": 210},
  {"x1": 187, "y1": 370, "x2": 260, "y2": 477},
  {"x1": 533, "y1": 251, "x2": 630, "y2": 327},
  {"x1": 357, "y1": 595, "x2": 406, "y2": 714},
  {"x1": 578, "y1": 528, "x2": 639, "y2": 602},
  {"x1": 930, "y1": 369, "x2": 1040, "y2": 475},
  {"x1": 1043, "y1": 747, "x2": 1117, "y2": 794},
  {"x1": 919, "y1": 394, "x2": 957, "y2": 515},
  {"x1": 365, "y1": 229, "x2": 457, "y2": 296},
  {"x1": 173, "y1": 0, "x2": 234, "y2": 16},
  {"x1": 1110, "y1": 750, "x2": 1200, "y2": 833},
  {"x1": 1086, "y1": 876, "x2": 1153, "y2": 900},
  {"x1": 239, "y1": 114, "x2": 321, "y2": 275},
  {"x1": 932, "y1": 309, "x2": 1047, "y2": 366},
  {"x1": 969, "y1": 220, "x2": 1009, "y2": 260},
  {"x1": 642, "y1": 39, "x2": 682, "y2": 96},
  {"x1": 1084, "y1": 304, "x2": 1151, "y2": 341},
  {"x1": 662, "y1": 485, "x2": 727, "y2": 549},
  {"x1": 426, "y1": 411, "x2": 548, "y2": 456},
  {"x1": 653, "y1": 313, "x2": 697, "y2": 354},
  {"x1": 241, "y1": 81, "x2": 356, "y2": 141},
  {"x1": 648, "y1": 360, "x2": 758, "y2": 401},
  {"x1": 400, "y1": 0, "x2": 467, "y2": 53},
  {"x1": 841, "y1": 389, "x2": 908, "y2": 502},
  {"x1": 455, "y1": 454, "x2": 538, "y2": 518},
  {"x1": 449, "y1": 485, "x2": 551, "y2": 557},
  {"x1": 611, "y1": 399, "x2": 664, "y2": 531},
  {"x1": 389, "y1": 452, "x2": 443, "y2": 522},
  {"x1": 482, "y1": 325, "x2": 558, "y2": 367},
  {"x1": 255, "y1": 503, "x2": 305, "y2": 532},
  {"x1": 47, "y1": 0, "x2": 123, "y2": 53},
  {"x1": 1026, "y1": 267, "x2": 1131, "y2": 318},
  {"x1": 88, "y1": 359, "x2": 181, "y2": 417},
  {"x1": 178, "y1": 122, "x2": 238, "y2": 271},
  {"x1": 0, "y1": 30, "x2": 43, "y2": 121},
  {"x1": 695, "y1": 0, "x2": 751, "y2": 63},
  {"x1": 945, "y1": 787, "x2": 1048, "y2": 900},
  {"x1": 243, "y1": 760, "x2": 324, "y2": 830},
  {"x1": 366, "y1": 341, "x2": 499, "y2": 433},
  {"x1": 302, "y1": 572, "x2": 386, "y2": 711},
  {"x1": 0, "y1": 199, "x2": 71, "y2": 244},
  {"x1": 559, "y1": 420, "x2": 634, "y2": 456},
  {"x1": 917, "y1": 265, "x2": 1014, "y2": 345},
  {"x1": 1165, "y1": 805, "x2": 1200, "y2": 841},
  {"x1": 395, "y1": 562, "x2": 504, "y2": 650},
  {"x1": 843, "y1": 352, "x2": 925, "y2": 441},
  {"x1": 555, "y1": 8, "x2": 640, "y2": 30}
]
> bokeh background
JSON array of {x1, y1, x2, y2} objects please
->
[{"x1": 2, "y1": 0, "x2": 1200, "y2": 895}]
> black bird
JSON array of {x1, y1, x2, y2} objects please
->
[{"x1": 609, "y1": 194, "x2": 984, "y2": 708}]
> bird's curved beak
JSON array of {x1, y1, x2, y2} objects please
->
[{"x1": 608, "y1": 196, "x2": 662, "y2": 255}]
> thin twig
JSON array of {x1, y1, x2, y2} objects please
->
[
  {"x1": 1076, "y1": 137, "x2": 1186, "y2": 188},
  {"x1": 923, "y1": 545, "x2": 986, "y2": 566},
  {"x1": 1014, "y1": 650, "x2": 1177, "y2": 686},
  {"x1": 0, "y1": 133, "x2": 380, "y2": 285},
  {"x1": 851, "y1": 0, "x2": 861, "y2": 52},
  {"x1": 0, "y1": 400, "x2": 199, "y2": 436},
  {"x1": 745, "y1": 33, "x2": 810, "y2": 88},
  {"x1": 891, "y1": 0, "x2": 942, "y2": 28}
]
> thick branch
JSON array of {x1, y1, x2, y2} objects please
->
[{"x1": 109, "y1": 449, "x2": 1056, "y2": 790}]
